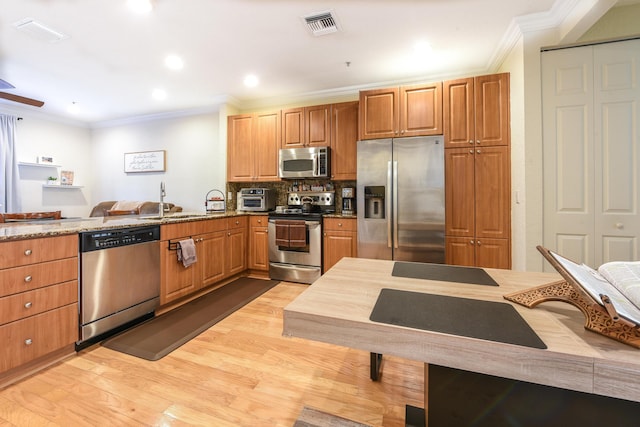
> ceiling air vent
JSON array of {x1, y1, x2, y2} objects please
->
[
  {"x1": 13, "y1": 18, "x2": 69, "y2": 43},
  {"x1": 303, "y1": 11, "x2": 339, "y2": 36}
]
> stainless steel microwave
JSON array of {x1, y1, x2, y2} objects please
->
[{"x1": 279, "y1": 146, "x2": 330, "y2": 179}]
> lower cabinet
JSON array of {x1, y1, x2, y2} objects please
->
[
  {"x1": 161, "y1": 216, "x2": 248, "y2": 306},
  {"x1": 248, "y1": 215, "x2": 269, "y2": 273},
  {"x1": 0, "y1": 234, "x2": 78, "y2": 386},
  {"x1": 323, "y1": 217, "x2": 357, "y2": 273},
  {"x1": 445, "y1": 236, "x2": 510, "y2": 270}
]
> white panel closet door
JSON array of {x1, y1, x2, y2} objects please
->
[
  {"x1": 542, "y1": 39, "x2": 640, "y2": 269},
  {"x1": 594, "y1": 41, "x2": 640, "y2": 263}
]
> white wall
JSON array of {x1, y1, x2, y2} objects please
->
[
  {"x1": 8, "y1": 111, "x2": 92, "y2": 218},
  {"x1": 90, "y1": 111, "x2": 223, "y2": 213}
]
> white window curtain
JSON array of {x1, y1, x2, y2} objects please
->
[{"x1": 0, "y1": 114, "x2": 22, "y2": 213}]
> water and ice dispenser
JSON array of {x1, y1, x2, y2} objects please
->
[{"x1": 364, "y1": 186, "x2": 385, "y2": 219}]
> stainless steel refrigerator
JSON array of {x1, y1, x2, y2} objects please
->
[{"x1": 357, "y1": 136, "x2": 444, "y2": 263}]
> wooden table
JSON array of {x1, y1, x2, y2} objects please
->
[{"x1": 283, "y1": 257, "x2": 640, "y2": 425}]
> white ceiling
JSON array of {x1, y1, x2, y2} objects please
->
[{"x1": 0, "y1": 0, "x2": 633, "y2": 125}]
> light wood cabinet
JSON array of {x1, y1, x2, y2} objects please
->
[
  {"x1": 0, "y1": 234, "x2": 78, "y2": 385},
  {"x1": 323, "y1": 218, "x2": 357, "y2": 273},
  {"x1": 161, "y1": 217, "x2": 246, "y2": 305},
  {"x1": 248, "y1": 215, "x2": 269, "y2": 274},
  {"x1": 226, "y1": 216, "x2": 247, "y2": 277},
  {"x1": 359, "y1": 82, "x2": 442, "y2": 140},
  {"x1": 282, "y1": 105, "x2": 331, "y2": 148},
  {"x1": 443, "y1": 73, "x2": 509, "y2": 148},
  {"x1": 227, "y1": 111, "x2": 281, "y2": 182},
  {"x1": 445, "y1": 144, "x2": 511, "y2": 269},
  {"x1": 330, "y1": 101, "x2": 359, "y2": 180}
]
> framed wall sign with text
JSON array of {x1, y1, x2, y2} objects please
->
[{"x1": 124, "y1": 150, "x2": 166, "y2": 173}]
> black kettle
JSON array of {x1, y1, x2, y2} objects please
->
[{"x1": 301, "y1": 196, "x2": 313, "y2": 213}]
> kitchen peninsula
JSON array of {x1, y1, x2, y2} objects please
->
[{"x1": 283, "y1": 257, "x2": 640, "y2": 425}]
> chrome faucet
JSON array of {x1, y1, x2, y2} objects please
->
[{"x1": 159, "y1": 181, "x2": 166, "y2": 217}]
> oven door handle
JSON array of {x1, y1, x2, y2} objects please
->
[{"x1": 270, "y1": 262, "x2": 319, "y2": 271}]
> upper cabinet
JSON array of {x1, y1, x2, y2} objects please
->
[
  {"x1": 227, "y1": 111, "x2": 281, "y2": 182},
  {"x1": 282, "y1": 104, "x2": 331, "y2": 148},
  {"x1": 443, "y1": 73, "x2": 509, "y2": 148},
  {"x1": 359, "y1": 82, "x2": 442, "y2": 140},
  {"x1": 331, "y1": 101, "x2": 359, "y2": 180}
]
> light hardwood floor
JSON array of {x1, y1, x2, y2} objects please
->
[{"x1": 0, "y1": 282, "x2": 423, "y2": 426}]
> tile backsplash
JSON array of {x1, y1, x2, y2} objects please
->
[{"x1": 227, "y1": 180, "x2": 356, "y2": 214}]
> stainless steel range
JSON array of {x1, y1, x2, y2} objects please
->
[{"x1": 268, "y1": 191, "x2": 334, "y2": 284}]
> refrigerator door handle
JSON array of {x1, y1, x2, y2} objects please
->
[
  {"x1": 387, "y1": 161, "x2": 392, "y2": 248},
  {"x1": 393, "y1": 160, "x2": 399, "y2": 249}
]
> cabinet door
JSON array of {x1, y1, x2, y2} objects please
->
[
  {"x1": 445, "y1": 236, "x2": 475, "y2": 267},
  {"x1": 445, "y1": 148, "x2": 475, "y2": 237},
  {"x1": 400, "y1": 82, "x2": 442, "y2": 137},
  {"x1": 331, "y1": 101, "x2": 359, "y2": 180},
  {"x1": 359, "y1": 87, "x2": 399, "y2": 140},
  {"x1": 227, "y1": 114, "x2": 254, "y2": 181},
  {"x1": 161, "y1": 241, "x2": 197, "y2": 304},
  {"x1": 282, "y1": 107, "x2": 305, "y2": 148},
  {"x1": 254, "y1": 111, "x2": 281, "y2": 181},
  {"x1": 443, "y1": 77, "x2": 474, "y2": 148},
  {"x1": 323, "y1": 230, "x2": 357, "y2": 273},
  {"x1": 306, "y1": 104, "x2": 331, "y2": 147},
  {"x1": 226, "y1": 228, "x2": 247, "y2": 277},
  {"x1": 200, "y1": 231, "x2": 226, "y2": 287},
  {"x1": 475, "y1": 238, "x2": 510, "y2": 269},
  {"x1": 249, "y1": 217, "x2": 269, "y2": 271},
  {"x1": 474, "y1": 73, "x2": 510, "y2": 146},
  {"x1": 474, "y1": 73, "x2": 510, "y2": 147},
  {"x1": 475, "y1": 146, "x2": 510, "y2": 240}
]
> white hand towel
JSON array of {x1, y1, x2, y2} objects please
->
[{"x1": 177, "y1": 238, "x2": 197, "y2": 267}]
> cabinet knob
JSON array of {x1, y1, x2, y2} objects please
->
[
  {"x1": 257, "y1": 219, "x2": 262, "y2": 224},
  {"x1": 324, "y1": 232, "x2": 327, "y2": 236},
  {"x1": 476, "y1": 140, "x2": 480, "y2": 144},
  {"x1": 25, "y1": 302, "x2": 32, "y2": 309},
  {"x1": 24, "y1": 275, "x2": 32, "y2": 283},
  {"x1": 477, "y1": 241, "x2": 482, "y2": 246},
  {"x1": 338, "y1": 223, "x2": 343, "y2": 227},
  {"x1": 235, "y1": 220, "x2": 239, "y2": 225},
  {"x1": 24, "y1": 249, "x2": 32, "y2": 256},
  {"x1": 25, "y1": 338, "x2": 33, "y2": 345},
  {"x1": 476, "y1": 149, "x2": 481, "y2": 154},
  {"x1": 469, "y1": 149, "x2": 474, "y2": 154},
  {"x1": 228, "y1": 232, "x2": 231, "y2": 236},
  {"x1": 615, "y1": 223, "x2": 624, "y2": 229},
  {"x1": 470, "y1": 240, "x2": 474, "y2": 245},
  {"x1": 469, "y1": 140, "x2": 474, "y2": 144}
]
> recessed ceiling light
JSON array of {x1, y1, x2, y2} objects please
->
[
  {"x1": 164, "y1": 54, "x2": 184, "y2": 70},
  {"x1": 244, "y1": 74, "x2": 259, "y2": 88},
  {"x1": 127, "y1": 0, "x2": 153, "y2": 14},
  {"x1": 152, "y1": 88, "x2": 167, "y2": 100}
]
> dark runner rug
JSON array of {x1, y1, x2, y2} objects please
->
[{"x1": 102, "y1": 277, "x2": 279, "y2": 361}]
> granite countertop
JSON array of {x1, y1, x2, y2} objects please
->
[{"x1": 0, "y1": 211, "x2": 247, "y2": 241}]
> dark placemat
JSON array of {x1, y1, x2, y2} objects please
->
[
  {"x1": 370, "y1": 288, "x2": 546, "y2": 349},
  {"x1": 392, "y1": 261, "x2": 499, "y2": 286}
]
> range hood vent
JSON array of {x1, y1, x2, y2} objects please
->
[{"x1": 303, "y1": 11, "x2": 339, "y2": 36}]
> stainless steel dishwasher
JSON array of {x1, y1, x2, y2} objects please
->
[{"x1": 78, "y1": 225, "x2": 160, "y2": 346}]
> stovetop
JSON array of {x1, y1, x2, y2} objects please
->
[{"x1": 268, "y1": 207, "x2": 334, "y2": 221}]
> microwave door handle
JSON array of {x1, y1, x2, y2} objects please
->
[{"x1": 312, "y1": 153, "x2": 319, "y2": 177}]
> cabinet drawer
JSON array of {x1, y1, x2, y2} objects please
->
[
  {"x1": 0, "y1": 303, "x2": 78, "y2": 373},
  {"x1": 227, "y1": 216, "x2": 248, "y2": 229},
  {"x1": 0, "y1": 280, "x2": 78, "y2": 326},
  {"x1": 250, "y1": 215, "x2": 268, "y2": 227},
  {"x1": 0, "y1": 234, "x2": 78, "y2": 269},
  {"x1": 324, "y1": 218, "x2": 357, "y2": 232},
  {"x1": 0, "y1": 257, "x2": 78, "y2": 298}
]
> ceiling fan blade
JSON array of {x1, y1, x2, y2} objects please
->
[
  {"x1": 0, "y1": 91, "x2": 44, "y2": 107},
  {"x1": 0, "y1": 79, "x2": 15, "y2": 89}
]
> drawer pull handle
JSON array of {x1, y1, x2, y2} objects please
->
[
  {"x1": 24, "y1": 249, "x2": 32, "y2": 256},
  {"x1": 25, "y1": 339, "x2": 33, "y2": 345},
  {"x1": 25, "y1": 302, "x2": 32, "y2": 309},
  {"x1": 24, "y1": 275, "x2": 33, "y2": 283}
]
